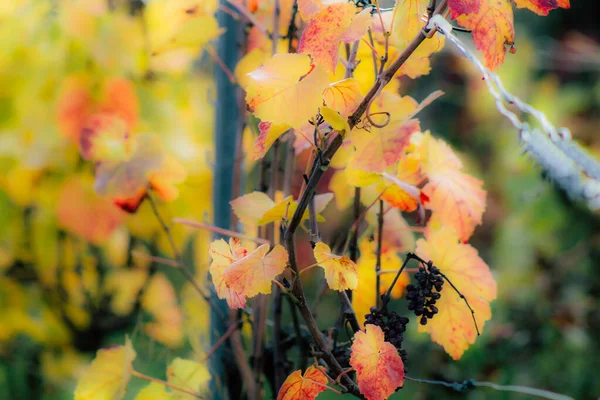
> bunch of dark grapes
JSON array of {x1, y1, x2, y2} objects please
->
[
  {"x1": 405, "y1": 261, "x2": 444, "y2": 326},
  {"x1": 365, "y1": 307, "x2": 409, "y2": 364}
]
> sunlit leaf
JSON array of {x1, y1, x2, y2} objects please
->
[
  {"x1": 313, "y1": 242, "x2": 358, "y2": 291},
  {"x1": 74, "y1": 337, "x2": 136, "y2": 400},
  {"x1": 277, "y1": 366, "x2": 328, "y2": 400},
  {"x1": 350, "y1": 324, "x2": 405, "y2": 400},
  {"x1": 416, "y1": 227, "x2": 497, "y2": 360}
]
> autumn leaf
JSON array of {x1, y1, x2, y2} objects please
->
[
  {"x1": 254, "y1": 121, "x2": 291, "y2": 160},
  {"x1": 94, "y1": 134, "x2": 187, "y2": 213},
  {"x1": 313, "y1": 242, "x2": 358, "y2": 291},
  {"x1": 322, "y1": 78, "x2": 364, "y2": 117},
  {"x1": 149, "y1": 1, "x2": 223, "y2": 55},
  {"x1": 142, "y1": 273, "x2": 184, "y2": 348},
  {"x1": 222, "y1": 243, "x2": 288, "y2": 298},
  {"x1": 390, "y1": 0, "x2": 445, "y2": 78},
  {"x1": 277, "y1": 366, "x2": 328, "y2": 400},
  {"x1": 135, "y1": 382, "x2": 176, "y2": 400},
  {"x1": 244, "y1": 54, "x2": 329, "y2": 129},
  {"x1": 416, "y1": 132, "x2": 486, "y2": 242},
  {"x1": 74, "y1": 337, "x2": 136, "y2": 400},
  {"x1": 347, "y1": 92, "x2": 420, "y2": 176},
  {"x1": 79, "y1": 113, "x2": 130, "y2": 161},
  {"x1": 321, "y1": 106, "x2": 351, "y2": 136},
  {"x1": 353, "y1": 239, "x2": 410, "y2": 326},
  {"x1": 513, "y1": 0, "x2": 570, "y2": 16},
  {"x1": 298, "y1": 3, "x2": 371, "y2": 72},
  {"x1": 450, "y1": 0, "x2": 515, "y2": 70},
  {"x1": 230, "y1": 191, "x2": 334, "y2": 226},
  {"x1": 57, "y1": 177, "x2": 125, "y2": 245},
  {"x1": 416, "y1": 227, "x2": 497, "y2": 360},
  {"x1": 167, "y1": 357, "x2": 210, "y2": 399},
  {"x1": 104, "y1": 269, "x2": 148, "y2": 316},
  {"x1": 350, "y1": 324, "x2": 405, "y2": 400},
  {"x1": 209, "y1": 238, "x2": 248, "y2": 309}
]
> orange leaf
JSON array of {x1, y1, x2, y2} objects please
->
[
  {"x1": 299, "y1": 3, "x2": 370, "y2": 72},
  {"x1": 313, "y1": 242, "x2": 358, "y2": 291},
  {"x1": 451, "y1": 0, "x2": 515, "y2": 70},
  {"x1": 350, "y1": 324, "x2": 405, "y2": 400},
  {"x1": 223, "y1": 244, "x2": 288, "y2": 298},
  {"x1": 57, "y1": 76, "x2": 94, "y2": 141},
  {"x1": 277, "y1": 366, "x2": 328, "y2": 400},
  {"x1": 513, "y1": 0, "x2": 570, "y2": 16},
  {"x1": 416, "y1": 133, "x2": 486, "y2": 242},
  {"x1": 209, "y1": 238, "x2": 249, "y2": 309},
  {"x1": 416, "y1": 227, "x2": 497, "y2": 360},
  {"x1": 97, "y1": 77, "x2": 139, "y2": 130},
  {"x1": 245, "y1": 54, "x2": 329, "y2": 129},
  {"x1": 57, "y1": 178, "x2": 125, "y2": 245},
  {"x1": 230, "y1": 191, "x2": 334, "y2": 226}
]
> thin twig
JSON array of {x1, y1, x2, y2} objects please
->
[
  {"x1": 375, "y1": 200, "x2": 384, "y2": 308},
  {"x1": 205, "y1": 45, "x2": 237, "y2": 84},
  {"x1": 405, "y1": 376, "x2": 574, "y2": 400},
  {"x1": 173, "y1": 219, "x2": 270, "y2": 245},
  {"x1": 226, "y1": 0, "x2": 270, "y2": 37},
  {"x1": 202, "y1": 320, "x2": 243, "y2": 362},
  {"x1": 282, "y1": 9, "x2": 441, "y2": 394},
  {"x1": 146, "y1": 192, "x2": 224, "y2": 319},
  {"x1": 438, "y1": 271, "x2": 480, "y2": 336}
]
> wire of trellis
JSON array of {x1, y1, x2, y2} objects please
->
[{"x1": 428, "y1": 15, "x2": 600, "y2": 210}]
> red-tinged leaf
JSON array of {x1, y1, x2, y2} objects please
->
[
  {"x1": 350, "y1": 118, "x2": 420, "y2": 175},
  {"x1": 322, "y1": 78, "x2": 364, "y2": 118},
  {"x1": 350, "y1": 324, "x2": 405, "y2": 400},
  {"x1": 299, "y1": 3, "x2": 370, "y2": 72},
  {"x1": 313, "y1": 242, "x2": 358, "y2": 291},
  {"x1": 277, "y1": 366, "x2": 328, "y2": 400},
  {"x1": 209, "y1": 238, "x2": 248, "y2": 309},
  {"x1": 94, "y1": 134, "x2": 185, "y2": 213},
  {"x1": 79, "y1": 113, "x2": 130, "y2": 161},
  {"x1": 57, "y1": 178, "x2": 125, "y2": 245},
  {"x1": 454, "y1": 0, "x2": 515, "y2": 70},
  {"x1": 416, "y1": 133, "x2": 486, "y2": 242},
  {"x1": 513, "y1": 0, "x2": 570, "y2": 16},
  {"x1": 416, "y1": 227, "x2": 497, "y2": 360},
  {"x1": 254, "y1": 121, "x2": 291, "y2": 160},
  {"x1": 245, "y1": 54, "x2": 329, "y2": 129},
  {"x1": 222, "y1": 244, "x2": 289, "y2": 298}
]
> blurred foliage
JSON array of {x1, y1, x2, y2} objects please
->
[{"x1": 0, "y1": 0, "x2": 599, "y2": 399}]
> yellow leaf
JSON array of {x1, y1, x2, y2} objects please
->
[
  {"x1": 416, "y1": 227, "x2": 497, "y2": 359},
  {"x1": 322, "y1": 78, "x2": 364, "y2": 118},
  {"x1": 142, "y1": 273, "x2": 184, "y2": 348},
  {"x1": 167, "y1": 358, "x2": 211, "y2": 399},
  {"x1": 245, "y1": 54, "x2": 329, "y2": 128},
  {"x1": 135, "y1": 382, "x2": 176, "y2": 400},
  {"x1": 321, "y1": 106, "x2": 351, "y2": 137},
  {"x1": 104, "y1": 269, "x2": 148, "y2": 316},
  {"x1": 313, "y1": 242, "x2": 358, "y2": 291},
  {"x1": 74, "y1": 337, "x2": 136, "y2": 400}
]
